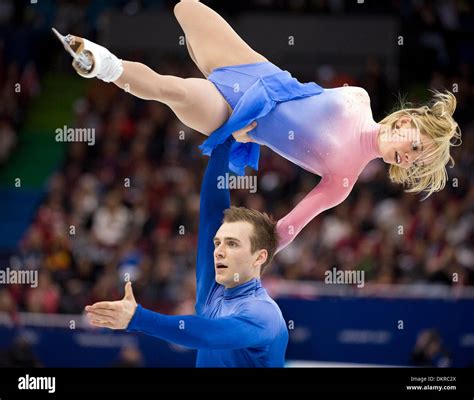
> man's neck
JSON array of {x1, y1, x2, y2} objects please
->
[{"x1": 224, "y1": 275, "x2": 259, "y2": 289}]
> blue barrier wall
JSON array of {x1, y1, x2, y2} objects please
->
[
  {"x1": 1, "y1": 295, "x2": 473, "y2": 367},
  {"x1": 278, "y1": 296, "x2": 474, "y2": 367}
]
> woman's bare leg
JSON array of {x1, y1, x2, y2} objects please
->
[
  {"x1": 114, "y1": 61, "x2": 230, "y2": 135},
  {"x1": 64, "y1": 31, "x2": 231, "y2": 136},
  {"x1": 174, "y1": 1, "x2": 268, "y2": 77}
]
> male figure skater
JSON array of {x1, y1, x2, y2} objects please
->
[{"x1": 85, "y1": 137, "x2": 288, "y2": 367}]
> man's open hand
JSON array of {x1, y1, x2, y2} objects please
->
[{"x1": 85, "y1": 282, "x2": 137, "y2": 329}]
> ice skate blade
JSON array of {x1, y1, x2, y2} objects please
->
[{"x1": 52, "y1": 27, "x2": 92, "y2": 71}]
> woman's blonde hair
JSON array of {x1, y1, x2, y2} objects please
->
[{"x1": 379, "y1": 89, "x2": 462, "y2": 200}]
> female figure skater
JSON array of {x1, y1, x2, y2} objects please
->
[{"x1": 56, "y1": 0, "x2": 461, "y2": 253}]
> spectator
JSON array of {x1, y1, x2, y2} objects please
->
[
  {"x1": 91, "y1": 190, "x2": 130, "y2": 247},
  {"x1": 411, "y1": 329, "x2": 452, "y2": 367}
]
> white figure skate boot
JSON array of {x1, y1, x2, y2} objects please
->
[{"x1": 52, "y1": 28, "x2": 123, "y2": 82}]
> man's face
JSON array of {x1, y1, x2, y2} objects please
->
[{"x1": 213, "y1": 221, "x2": 264, "y2": 288}]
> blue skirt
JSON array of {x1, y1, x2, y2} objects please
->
[{"x1": 199, "y1": 62, "x2": 324, "y2": 176}]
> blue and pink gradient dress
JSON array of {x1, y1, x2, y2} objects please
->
[{"x1": 200, "y1": 61, "x2": 383, "y2": 252}]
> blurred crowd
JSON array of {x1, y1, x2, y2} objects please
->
[
  {"x1": 0, "y1": 42, "x2": 40, "y2": 166},
  {"x1": 0, "y1": 0, "x2": 472, "y2": 321}
]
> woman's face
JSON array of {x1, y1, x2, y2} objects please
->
[{"x1": 379, "y1": 117, "x2": 430, "y2": 169}]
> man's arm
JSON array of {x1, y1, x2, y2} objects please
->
[
  {"x1": 126, "y1": 301, "x2": 279, "y2": 350},
  {"x1": 86, "y1": 283, "x2": 280, "y2": 350},
  {"x1": 195, "y1": 137, "x2": 234, "y2": 313}
]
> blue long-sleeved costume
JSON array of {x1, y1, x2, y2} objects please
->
[{"x1": 127, "y1": 137, "x2": 288, "y2": 367}]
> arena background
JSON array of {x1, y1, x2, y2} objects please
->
[{"x1": 0, "y1": 0, "x2": 473, "y2": 368}]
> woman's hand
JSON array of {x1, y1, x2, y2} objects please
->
[
  {"x1": 232, "y1": 121, "x2": 257, "y2": 143},
  {"x1": 85, "y1": 282, "x2": 137, "y2": 330}
]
